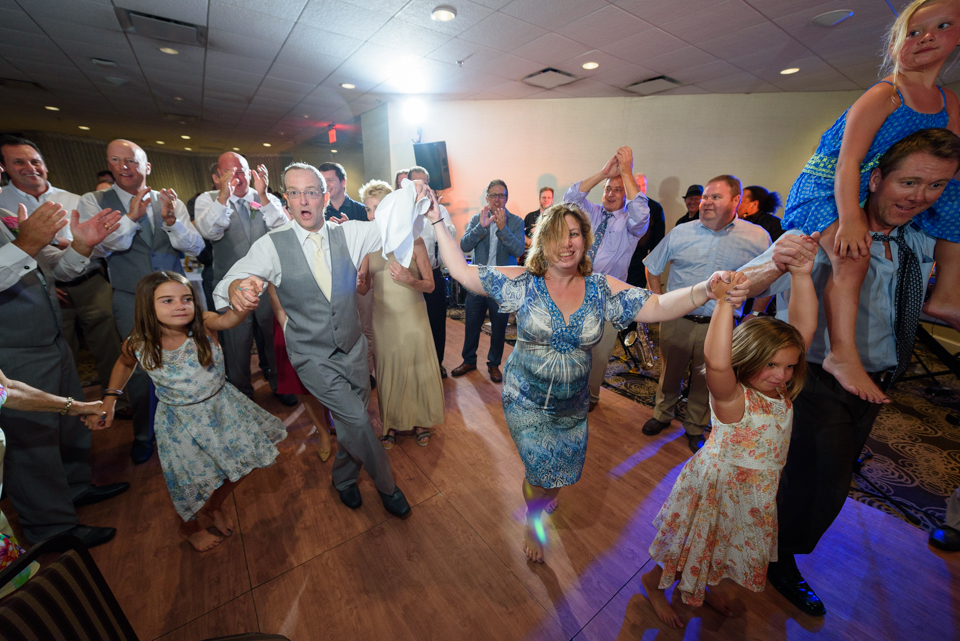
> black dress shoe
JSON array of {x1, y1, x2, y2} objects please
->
[
  {"x1": 130, "y1": 440, "x2": 154, "y2": 465},
  {"x1": 274, "y1": 392, "x2": 298, "y2": 407},
  {"x1": 686, "y1": 432, "x2": 705, "y2": 454},
  {"x1": 440, "y1": 365, "x2": 447, "y2": 379},
  {"x1": 64, "y1": 525, "x2": 116, "y2": 549},
  {"x1": 930, "y1": 525, "x2": 960, "y2": 551},
  {"x1": 73, "y1": 483, "x2": 130, "y2": 507},
  {"x1": 370, "y1": 375, "x2": 377, "y2": 390},
  {"x1": 334, "y1": 482, "x2": 362, "y2": 509},
  {"x1": 379, "y1": 487, "x2": 411, "y2": 518},
  {"x1": 767, "y1": 558, "x2": 826, "y2": 616},
  {"x1": 642, "y1": 417, "x2": 671, "y2": 435}
]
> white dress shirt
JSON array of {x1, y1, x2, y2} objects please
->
[
  {"x1": 0, "y1": 226, "x2": 90, "y2": 292},
  {"x1": 192, "y1": 188, "x2": 287, "y2": 241},
  {"x1": 213, "y1": 219, "x2": 382, "y2": 311},
  {"x1": 0, "y1": 183, "x2": 80, "y2": 242},
  {"x1": 418, "y1": 203, "x2": 456, "y2": 270},
  {"x1": 76, "y1": 184, "x2": 205, "y2": 257}
]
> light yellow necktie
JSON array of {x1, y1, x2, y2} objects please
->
[{"x1": 308, "y1": 233, "x2": 331, "y2": 299}]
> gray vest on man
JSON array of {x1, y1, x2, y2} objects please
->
[
  {"x1": 269, "y1": 224, "x2": 361, "y2": 357},
  {"x1": 0, "y1": 212, "x2": 61, "y2": 346},
  {"x1": 205, "y1": 190, "x2": 270, "y2": 283},
  {"x1": 94, "y1": 188, "x2": 182, "y2": 293}
]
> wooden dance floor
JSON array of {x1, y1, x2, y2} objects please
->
[{"x1": 7, "y1": 318, "x2": 958, "y2": 640}]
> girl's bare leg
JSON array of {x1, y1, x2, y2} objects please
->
[
  {"x1": 300, "y1": 394, "x2": 332, "y2": 460},
  {"x1": 703, "y1": 582, "x2": 734, "y2": 617},
  {"x1": 923, "y1": 239, "x2": 960, "y2": 331},
  {"x1": 819, "y1": 224, "x2": 888, "y2": 403},
  {"x1": 521, "y1": 478, "x2": 559, "y2": 564},
  {"x1": 202, "y1": 478, "x2": 242, "y2": 537},
  {"x1": 641, "y1": 565, "x2": 683, "y2": 628}
]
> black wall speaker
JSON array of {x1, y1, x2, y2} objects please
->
[{"x1": 413, "y1": 141, "x2": 451, "y2": 190}]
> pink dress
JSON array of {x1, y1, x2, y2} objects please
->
[{"x1": 648, "y1": 385, "x2": 793, "y2": 606}]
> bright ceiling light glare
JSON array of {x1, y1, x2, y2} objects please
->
[
  {"x1": 232, "y1": 147, "x2": 240, "y2": 151},
  {"x1": 262, "y1": 143, "x2": 272, "y2": 147},
  {"x1": 184, "y1": 147, "x2": 192, "y2": 151},
  {"x1": 173, "y1": 96, "x2": 184, "y2": 101},
  {"x1": 431, "y1": 5, "x2": 457, "y2": 21},
  {"x1": 810, "y1": 10, "x2": 854, "y2": 27},
  {"x1": 45, "y1": 106, "x2": 59, "y2": 111},
  {"x1": 78, "y1": 126, "x2": 90, "y2": 130},
  {"x1": 156, "y1": 140, "x2": 165, "y2": 145},
  {"x1": 581, "y1": 62, "x2": 599, "y2": 70},
  {"x1": 780, "y1": 67, "x2": 800, "y2": 75},
  {"x1": 159, "y1": 47, "x2": 180, "y2": 55},
  {"x1": 181, "y1": 135, "x2": 191, "y2": 139},
  {"x1": 331, "y1": 149, "x2": 338, "y2": 153},
  {"x1": 402, "y1": 98, "x2": 427, "y2": 124},
  {"x1": 340, "y1": 83, "x2": 356, "y2": 89}
]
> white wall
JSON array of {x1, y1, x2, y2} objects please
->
[{"x1": 368, "y1": 91, "x2": 863, "y2": 235}]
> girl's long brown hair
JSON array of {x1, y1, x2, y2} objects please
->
[{"x1": 128, "y1": 271, "x2": 213, "y2": 371}]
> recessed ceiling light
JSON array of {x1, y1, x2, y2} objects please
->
[
  {"x1": 156, "y1": 141, "x2": 165, "y2": 145},
  {"x1": 173, "y1": 96, "x2": 184, "y2": 101},
  {"x1": 91, "y1": 58, "x2": 117, "y2": 68},
  {"x1": 45, "y1": 106, "x2": 59, "y2": 111},
  {"x1": 104, "y1": 76, "x2": 127, "y2": 86},
  {"x1": 181, "y1": 135, "x2": 191, "y2": 140},
  {"x1": 159, "y1": 47, "x2": 179, "y2": 55},
  {"x1": 302, "y1": 114, "x2": 310, "y2": 118},
  {"x1": 582, "y1": 62, "x2": 599, "y2": 70},
  {"x1": 780, "y1": 67, "x2": 800, "y2": 75},
  {"x1": 810, "y1": 10, "x2": 854, "y2": 27},
  {"x1": 78, "y1": 126, "x2": 90, "y2": 130},
  {"x1": 262, "y1": 143, "x2": 271, "y2": 147},
  {"x1": 232, "y1": 147, "x2": 239, "y2": 151},
  {"x1": 431, "y1": 5, "x2": 457, "y2": 21},
  {"x1": 340, "y1": 83, "x2": 355, "y2": 89},
  {"x1": 331, "y1": 149, "x2": 338, "y2": 153},
  {"x1": 184, "y1": 147, "x2": 192, "y2": 151}
]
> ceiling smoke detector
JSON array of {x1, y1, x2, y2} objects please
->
[
  {"x1": 522, "y1": 68, "x2": 578, "y2": 89},
  {"x1": 115, "y1": 8, "x2": 207, "y2": 46},
  {"x1": 625, "y1": 76, "x2": 680, "y2": 96}
]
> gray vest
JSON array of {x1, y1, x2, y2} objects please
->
[
  {"x1": 207, "y1": 190, "x2": 270, "y2": 283},
  {"x1": 0, "y1": 210, "x2": 61, "y2": 347},
  {"x1": 270, "y1": 224, "x2": 361, "y2": 357},
  {"x1": 94, "y1": 188, "x2": 182, "y2": 293}
]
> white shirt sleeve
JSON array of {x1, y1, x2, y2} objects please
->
[
  {"x1": 341, "y1": 220, "x2": 384, "y2": 269},
  {"x1": 0, "y1": 242, "x2": 38, "y2": 292},
  {"x1": 261, "y1": 192, "x2": 289, "y2": 230},
  {"x1": 41, "y1": 245, "x2": 90, "y2": 282},
  {"x1": 193, "y1": 191, "x2": 231, "y2": 241},
  {"x1": 163, "y1": 201, "x2": 206, "y2": 256},
  {"x1": 77, "y1": 191, "x2": 137, "y2": 253},
  {"x1": 212, "y1": 234, "x2": 281, "y2": 311}
]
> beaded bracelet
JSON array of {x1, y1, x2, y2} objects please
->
[{"x1": 60, "y1": 397, "x2": 74, "y2": 415}]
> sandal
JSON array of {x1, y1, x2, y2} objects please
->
[
  {"x1": 381, "y1": 430, "x2": 396, "y2": 450},
  {"x1": 415, "y1": 427, "x2": 431, "y2": 447}
]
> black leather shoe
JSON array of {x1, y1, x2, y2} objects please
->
[
  {"x1": 379, "y1": 487, "x2": 411, "y2": 518},
  {"x1": 64, "y1": 525, "x2": 116, "y2": 549},
  {"x1": 930, "y1": 525, "x2": 960, "y2": 551},
  {"x1": 440, "y1": 365, "x2": 447, "y2": 379},
  {"x1": 73, "y1": 483, "x2": 130, "y2": 507},
  {"x1": 686, "y1": 433, "x2": 705, "y2": 454},
  {"x1": 642, "y1": 417, "x2": 671, "y2": 435},
  {"x1": 370, "y1": 375, "x2": 377, "y2": 390},
  {"x1": 274, "y1": 393, "x2": 298, "y2": 407},
  {"x1": 130, "y1": 440, "x2": 154, "y2": 464},
  {"x1": 334, "y1": 482, "x2": 362, "y2": 509},
  {"x1": 767, "y1": 558, "x2": 826, "y2": 616}
]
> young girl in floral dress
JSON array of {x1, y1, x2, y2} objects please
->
[{"x1": 641, "y1": 256, "x2": 818, "y2": 628}]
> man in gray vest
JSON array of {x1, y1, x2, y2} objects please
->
[
  {"x1": 77, "y1": 139, "x2": 205, "y2": 464},
  {"x1": 214, "y1": 163, "x2": 410, "y2": 518},
  {"x1": 0, "y1": 171, "x2": 128, "y2": 548},
  {"x1": 193, "y1": 152, "x2": 293, "y2": 404}
]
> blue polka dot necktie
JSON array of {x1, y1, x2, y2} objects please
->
[
  {"x1": 588, "y1": 211, "x2": 614, "y2": 261},
  {"x1": 872, "y1": 227, "x2": 922, "y2": 382}
]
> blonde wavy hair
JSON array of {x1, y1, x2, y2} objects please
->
[
  {"x1": 882, "y1": 0, "x2": 960, "y2": 83},
  {"x1": 359, "y1": 179, "x2": 392, "y2": 203},
  {"x1": 730, "y1": 316, "x2": 808, "y2": 400},
  {"x1": 524, "y1": 203, "x2": 593, "y2": 277}
]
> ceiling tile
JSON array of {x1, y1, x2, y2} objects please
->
[
  {"x1": 394, "y1": 0, "x2": 494, "y2": 37},
  {"x1": 593, "y1": 63, "x2": 658, "y2": 88},
  {"x1": 0, "y1": 8, "x2": 43, "y2": 34},
  {"x1": 470, "y1": 0, "x2": 513, "y2": 9},
  {"x1": 508, "y1": 33, "x2": 592, "y2": 66},
  {"x1": 216, "y1": 0, "x2": 308, "y2": 18},
  {"x1": 425, "y1": 38, "x2": 501, "y2": 69},
  {"x1": 613, "y1": 0, "x2": 725, "y2": 24},
  {"x1": 696, "y1": 70, "x2": 769, "y2": 93},
  {"x1": 639, "y1": 47, "x2": 719, "y2": 76},
  {"x1": 206, "y1": 29, "x2": 283, "y2": 61},
  {"x1": 458, "y1": 12, "x2": 548, "y2": 51},
  {"x1": 22, "y1": 0, "x2": 121, "y2": 31},
  {"x1": 660, "y1": 0, "x2": 766, "y2": 41},
  {"x1": 658, "y1": 85, "x2": 710, "y2": 95},
  {"x1": 329, "y1": 0, "x2": 408, "y2": 13},
  {"x1": 332, "y1": 42, "x2": 421, "y2": 86},
  {"x1": 368, "y1": 19, "x2": 452, "y2": 56},
  {"x1": 500, "y1": 0, "x2": 607, "y2": 31},
  {"x1": 556, "y1": 5, "x2": 654, "y2": 48},
  {"x1": 208, "y1": 0, "x2": 294, "y2": 42},
  {"x1": 741, "y1": 0, "x2": 836, "y2": 21},
  {"x1": 270, "y1": 47, "x2": 341, "y2": 74},
  {"x1": 203, "y1": 64, "x2": 265, "y2": 86},
  {"x1": 484, "y1": 80, "x2": 545, "y2": 98},
  {"x1": 259, "y1": 76, "x2": 316, "y2": 96},
  {"x1": 204, "y1": 78, "x2": 259, "y2": 97},
  {"x1": 267, "y1": 64, "x2": 331, "y2": 86},
  {"x1": 671, "y1": 59, "x2": 743, "y2": 85},
  {"x1": 119, "y1": 0, "x2": 210, "y2": 27},
  {"x1": 552, "y1": 50, "x2": 633, "y2": 78},
  {"x1": 600, "y1": 29, "x2": 687, "y2": 66},
  {"x1": 298, "y1": 0, "x2": 392, "y2": 40},
  {"x1": 283, "y1": 23, "x2": 363, "y2": 59},
  {"x1": 475, "y1": 53, "x2": 546, "y2": 81},
  {"x1": 552, "y1": 78, "x2": 631, "y2": 98}
]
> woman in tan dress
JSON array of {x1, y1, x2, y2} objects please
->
[{"x1": 358, "y1": 180, "x2": 444, "y2": 448}]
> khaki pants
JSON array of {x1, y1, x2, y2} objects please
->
[
  {"x1": 588, "y1": 321, "x2": 619, "y2": 404},
  {"x1": 653, "y1": 317, "x2": 711, "y2": 436}
]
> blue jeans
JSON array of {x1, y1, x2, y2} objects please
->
[{"x1": 461, "y1": 292, "x2": 508, "y2": 368}]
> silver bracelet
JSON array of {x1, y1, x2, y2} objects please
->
[{"x1": 689, "y1": 285, "x2": 697, "y2": 307}]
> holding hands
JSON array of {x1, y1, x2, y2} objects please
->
[
  {"x1": 708, "y1": 271, "x2": 750, "y2": 307},
  {"x1": 772, "y1": 231, "x2": 821, "y2": 273},
  {"x1": 229, "y1": 276, "x2": 265, "y2": 314}
]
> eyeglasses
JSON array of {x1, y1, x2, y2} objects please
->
[
  {"x1": 487, "y1": 192, "x2": 507, "y2": 200},
  {"x1": 285, "y1": 189, "x2": 323, "y2": 199}
]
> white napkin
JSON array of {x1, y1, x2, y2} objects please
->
[{"x1": 374, "y1": 178, "x2": 430, "y2": 267}]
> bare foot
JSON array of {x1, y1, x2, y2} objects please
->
[
  {"x1": 923, "y1": 299, "x2": 960, "y2": 333},
  {"x1": 641, "y1": 568, "x2": 684, "y2": 628},
  {"x1": 522, "y1": 513, "x2": 545, "y2": 564},
  {"x1": 822, "y1": 351, "x2": 889, "y2": 404},
  {"x1": 704, "y1": 585, "x2": 734, "y2": 618},
  {"x1": 205, "y1": 507, "x2": 235, "y2": 537},
  {"x1": 544, "y1": 497, "x2": 559, "y2": 514},
  {"x1": 182, "y1": 527, "x2": 223, "y2": 552}
]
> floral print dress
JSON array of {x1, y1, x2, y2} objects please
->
[
  {"x1": 648, "y1": 385, "x2": 793, "y2": 606},
  {"x1": 136, "y1": 339, "x2": 287, "y2": 521}
]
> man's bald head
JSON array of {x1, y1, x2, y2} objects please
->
[
  {"x1": 216, "y1": 151, "x2": 251, "y2": 197},
  {"x1": 107, "y1": 139, "x2": 150, "y2": 194},
  {"x1": 634, "y1": 173, "x2": 647, "y2": 195}
]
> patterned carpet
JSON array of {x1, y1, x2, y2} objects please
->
[{"x1": 451, "y1": 309, "x2": 958, "y2": 531}]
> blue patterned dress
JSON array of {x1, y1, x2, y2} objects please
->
[
  {"x1": 783, "y1": 81, "x2": 960, "y2": 241},
  {"x1": 478, "y1": 267, "x2": 649, "y2": 488},
  {"x1": 136, "y1": 339, "x2": 287, "y2": 521}
]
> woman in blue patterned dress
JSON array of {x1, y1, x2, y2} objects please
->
[
  {"x1": 97, "y1": 272, "x2": 286, "y2": 553},
  {"x1": 424, "y1": 192, "x2": 750, "y2": 563},
  {"x1": 782, "y1": 0, "x2": 960, "y2": 404}
]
